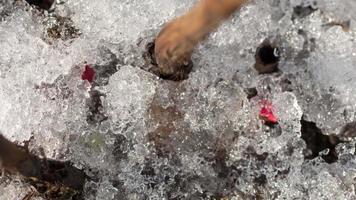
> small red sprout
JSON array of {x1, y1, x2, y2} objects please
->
[
  {"x1": 81, "y1": 65, "x2": 95, "y2": 83},
  {"x1": 259, "y1": 100, "x2": 278, "y2": 124}
]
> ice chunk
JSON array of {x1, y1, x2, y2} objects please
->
[
  {"x1": 0, "y1": 7, "x2": 92, "y2": 158},
  {"x1": 104, "y1": 66, "x2": 157, "y2": 139}
]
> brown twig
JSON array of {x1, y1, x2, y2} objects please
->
[{"x1": 154, "y1": 0, "x2": 246, "y2": 80}]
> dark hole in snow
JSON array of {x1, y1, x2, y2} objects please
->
[
  {"x1": 293, "y1": 5, "x2": 318, "y2": 19},
  {"x1": 264, "y1": 121, "x2": 278, "y2": 128},
  {"x1": 258, "y1": 45, "x2": 279, "y2": 65},
  {"x1": 141, "y1": 164, "x2": 155, "y2": 177},
  {"x1": 143, "y1": 41, "x2": 192, "y2": 81},
  {"x1": 143, "y1": 41, "x2": 158, "y2": 66},
  {"x1": 90, "y1": 49, "x2": 120, "y2": 86},
  {"x1": 254, "y1": 174, "x2": 267, "y2": 186},
  {"x1": 86, "y1": 90, "x2": 107, "y2": 124},
  {"x1": 213, "y1": 147, "x2": 230, "y2": 178},
  {"x1": 254, "y1": 41, "x2": 280, "y2": 74},
  {"x1": 140, "y1": 163, "x2": 157, "y2": 189},
  {"x1": 25, "y1": 0, "x2": 54, "y2": 10},
  {"x1": 83, "y1": 62, "x2": 115, "y2": 125},
  {"x1": 300, "y1": 118, "x2": 341, "y2": 163},
  {"x1": 112, "y1": 134, "x2": 129, "y2": 161},
  {"x1": 92, "y1": 64, "x2": 119, "y2": 86},
  {"x1": 280, "y1": 77, "x2": 293, "y2": 92},
  {"x1": 243, "y1": 87, "x2": 258, "y2": 100},
  {"x1": 244, "y1": 146, "x2": 269, "y2": 162}
]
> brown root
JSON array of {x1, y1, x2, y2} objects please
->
[
  {"x1": 0, "y1": 134, "x2": 87, "y2": 198},
  {"x1": 154, "y1": 0, "x2": 246, "y2": 80}
]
